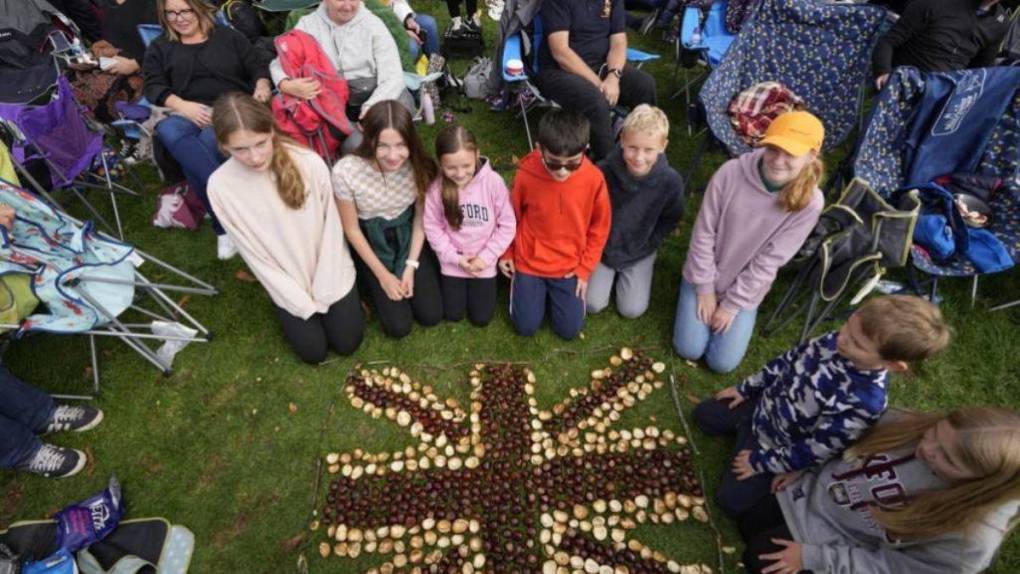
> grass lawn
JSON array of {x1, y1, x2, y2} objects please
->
[{"x1": 2, "y1": 3, "x2": 1019, "y2": 572}]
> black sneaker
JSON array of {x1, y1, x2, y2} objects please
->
[
  {"x1": 45, "y1": 404, "x2": 104, "y2": 434},
  {"x1": 16, "y1": 443, "x2": 87, "y2": 478}
]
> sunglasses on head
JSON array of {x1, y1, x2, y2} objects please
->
[{"x1": 541, "y1": 152, "x2": 584, "y2": 172}]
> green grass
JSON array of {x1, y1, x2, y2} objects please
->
[{"x1": 2, "y1": 4, "x2": 1019, "y2": 572}]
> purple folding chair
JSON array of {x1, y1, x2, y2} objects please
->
[{"x1": 0, "y1": 76, "x2": 138, "y2": 238}]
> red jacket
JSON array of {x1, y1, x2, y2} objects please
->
[
  {"x1": 271, "y1": 29, "x2": 352, "y2": 160},
  {"x1": 501, "y1": 150, "x2": 611, "y2": 281}
]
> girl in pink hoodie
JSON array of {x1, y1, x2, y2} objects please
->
[{"x1": 423, "y1": 126, "x2": 516, "y2": 326}]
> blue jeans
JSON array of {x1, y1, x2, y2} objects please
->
[
  {"x1": 510, "y1": 271, "x2": 585, "y2": 340},
  {"x1": 408, "y1": 14, "x2": 440, "y2": 60},
  {"x1": 155, "y1": 114, "x2": 226, "y2": 235},
  {"x1": 693, "y1": 396, "x2": 774, "y2": 518},
  {"x1": 0, "y1": 365, "x2": 54, "y2": 469},
  {"x1": 672, "y1": 279, "x2": 757, "y2": 373}
]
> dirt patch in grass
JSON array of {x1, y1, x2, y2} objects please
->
[
  {"x1": 195, "y1": 453, "x2": 225, "y2": 493},
  {"x1": 212, "y1": 509, "x2": 251, "y2": 549},
  {"x1": 0, "y1": 481, "x2": 24, "y2": 526}
]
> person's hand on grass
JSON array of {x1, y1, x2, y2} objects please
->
[
  {"x1": 732, "y1": 449, "x2": 757, "y2": 480},
  {"x1": 714, "y1": 386, "x2": 745, "y2": 409}
]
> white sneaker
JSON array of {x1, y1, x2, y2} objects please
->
[
  {"x1": 471, "y1": 12, "x2": 483, "y2": 29},
  {"x1": 217, "y1": 234, "x2": 238, "y2": 260},
  {"x1": 451, "y1": 16, "x2": 463, "y2": 32}
]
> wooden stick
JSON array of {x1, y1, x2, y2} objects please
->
[{"x1": 670, "y1": 370, "x2": 700, "y2": 456}]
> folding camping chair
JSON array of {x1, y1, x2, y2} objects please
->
[
  {"x1": 0, "y1": 176, "x2": 217, "y2": 398},
  {"x1": 0, "y1": 76, "x2": 139, "y2": 240},
  {"x1": 500, "y1": 15, "x2": 660, "y2": 149},
  {"x1": 761, "y1": 178, "x2": 921, "y2": 342},
  {"x1": 671, "y1": 0, "x2": 736, "y2": 119},
  {"x1": 685, "y1": 0, "x2": 886, "y2": 186},
  {"x1": 848, "y1": 66, "x2": 1020, "y2": 309}
]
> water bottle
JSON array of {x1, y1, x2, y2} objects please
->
[
  {"x1": 421, "y1": 92, "x2": 436, "y2": 125},
  {"x1": 691, "y1": 25, "x2": 702, "y2": 47}
]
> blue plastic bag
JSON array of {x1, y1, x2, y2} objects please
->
[
  {"x1": 53, "y1": 476, "x2": 123, "y2": 553},
  {"x1": 22, "y1": 549, "x2": 76, "y2": 574}
]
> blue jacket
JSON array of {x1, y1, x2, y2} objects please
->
[{"x1": 738, "y1": 332, "x2": 888, "y2": 474}]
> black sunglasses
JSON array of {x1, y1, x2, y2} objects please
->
[{"x1": 541, "y1": 152, "x2": 584, "y2": 172}]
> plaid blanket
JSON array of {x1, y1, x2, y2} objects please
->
[{"x1": 728, "y1": 81, "x2": 804, "y2": 146}]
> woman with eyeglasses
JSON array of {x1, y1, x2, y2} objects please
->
[
  {"x1": 142, "y1": 0, "x2": 272, "y2": 260},
  {"x1": 672, "y1": 111, "x2": 826, "y2": 374}
]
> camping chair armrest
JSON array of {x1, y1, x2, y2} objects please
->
[
  {"x1": 502, "y1": 34, "x2": 528, "y2": 82},
  {"x1": 626, "y1": 48, "x2": 661, "y2": 64}
]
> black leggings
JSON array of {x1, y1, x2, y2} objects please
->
[
  {"x1": 274, "y1": 287, "x2": 364, "y2": 364},
  {"x1": 356, "y1": 245, "x2": 444, "y2": 339},
  {"x1": 440, "y1": 275, "x2": 497, "y2": 326},
  {"x1": 446, "y1": 0, "x2": 478, "y2": 18},
  {"x1": 737, "y1": 495, "x2": 808, "y2": 574}
]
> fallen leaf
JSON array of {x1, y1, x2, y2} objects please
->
[
  {"x1": 288, "y1": 402, "x2": 298, "y2": 414},
  {"x1": 281, "y1": 532, "x2": 307, "y2": 552},
  {"x1": 686, "y1": 393, "x2": 701, "y2": 406},
  {"x1": 684, "y1": 359, "x2": 699, "y2": 368},
  {"x1": 235, "y1": 270, "x2": 257, "y2": 283}
]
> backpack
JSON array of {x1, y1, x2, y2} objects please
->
[{"x1": 463, "y1": 57, "x2": 492, "y2": 99}]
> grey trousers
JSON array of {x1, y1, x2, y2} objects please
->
[{"x1": 586, "y1": 252, "x2": 657, "y2": 318}]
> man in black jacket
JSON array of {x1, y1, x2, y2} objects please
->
[{"x1": 872, "y1": 0, "x2": 1009, "y2": 89}]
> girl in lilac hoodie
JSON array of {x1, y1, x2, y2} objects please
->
[
  {"x1": 672, "y1": 111, "x2": 826, "y2": 373},
  {"x1": 424, "y1": 126, "x2": 516, "y2": 326}
]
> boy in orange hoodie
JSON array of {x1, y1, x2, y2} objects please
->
[{"x1": 498, "y1": 109, "x2": 612, "y2": 340}]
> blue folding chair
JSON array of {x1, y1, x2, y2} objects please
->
[
  {"x1": 500, "y1": 15, "x2": 660, "y2": 149},
  {"x1": 672, "y1": 0, "x2": 736, "y2": 119}
]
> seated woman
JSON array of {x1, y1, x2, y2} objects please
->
[
  {"x1": 673, "y1": 111, "x2": 824, "y2": 373},
  {"x1": 741, "y1": 406, "x2": 1020, "y2": 574},
  {"x1": 208, "y1": 93, "x2": 363, "y2": 364},
  {"x1": 69, "y1": 0, "x2": 159, "y2": 123},
  {"x1": 142, "y1": 0, "x2": 271, "y2": 260},
  {"x1": 333, "y1": 100, "x2": 443, "y2": 339},
  {"x1": 271, "y1": 0, "x2": 414, "y2": 155}
]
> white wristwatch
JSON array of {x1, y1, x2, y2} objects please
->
[{"x1": 405, "y1": 259, "x2": 420, "y2": 270}]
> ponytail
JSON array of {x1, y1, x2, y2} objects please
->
[
  {"x1": 270, "y1": 134, "x2": 306, "y2": 210},
  {"x1": 434, "y1": 125, "x2": 480, "y2": 230}
]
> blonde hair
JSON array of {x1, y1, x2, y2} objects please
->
[
  {"x1": 620, "y1": 104, "x2": 669, "y2": 142},
  {"x1": 846, "y1": 407, "x2": 1020, "y2": 541},
  {"x1": 855, "y1": 295, "x2": 951, "y2": 363},
  {"x1": 778, "y1": 156, "x2": 824, "y2": 212},
  {"x1": 212, "y1": 92, "x2": 307, "y2": 210},
  {"x1": 156, "y1": 0, "x2": 216, "y2": 42},
  {"x1": 434, "y1": 125, "x2": 479, "y2": 230}
]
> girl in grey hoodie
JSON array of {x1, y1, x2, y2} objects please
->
[{"x1": 741, "y1": 406, "x2": 1020, "y2": 574}]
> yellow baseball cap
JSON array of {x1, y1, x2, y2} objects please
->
[{"x1": 758, "y1": 111, "x2": 825, "y2": 156}]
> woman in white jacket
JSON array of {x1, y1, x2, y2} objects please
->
[{"x1": 270, "y1": 0, "x2": 414, "y2": 154}]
